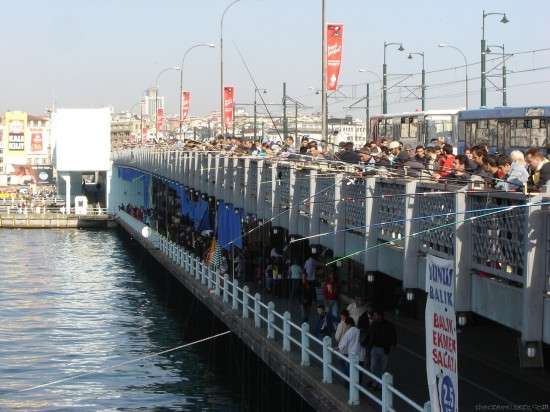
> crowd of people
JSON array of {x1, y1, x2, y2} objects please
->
[
  {"x1": 179, "y1": 134, "x2": 550, "y2": 192},
  {"x1": 120, "y1": 198, "x2": 397, "y2": 390}
]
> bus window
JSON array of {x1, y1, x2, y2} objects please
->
[
  {"x1": 410, "y1": 118, "x2": 418, "y2": 141},
  {"x1": 466, "y1": 122, "x2": 476, "y2": 147},
  {"x1": 426, "y1": 118, "x2": 453, "y2": 144},
  {"x1": 511, "y1": 119, "x2": 530, "y2": 148},
  {"x1": 531, "y1": 118, "x2": 547, "y2": 147},
  {"x1": 497, "y1": 121, "x2": 511, "y2": 152},
  {"x1": 488, "y1": 119, "x2": 498, "y2": 147},
  {"x1": 384, "y1": 118, "x2": 393, "y2": 139},
  {"x1": 400, "y1": 117, "x2": 409, "y2": 138},
  {"x1": 476, "y1": 120, "x2": 489, "y2": 145},
  {"x1": 458, "y1": 121, "x2": 466, "y2": 149}
]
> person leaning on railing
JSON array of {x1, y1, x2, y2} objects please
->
[{"x1": 526, "y1": 147, "x2": 550, "y2": 192}]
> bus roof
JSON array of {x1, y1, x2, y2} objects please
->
[
  {"x1": 458, "y1": 106, "x2": 550, "y2": 120},
  {"x1": 371, "y1": 109, "x2": 462, "y2": 119}
]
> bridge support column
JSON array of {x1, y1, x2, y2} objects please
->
[
  {"x1": 402, "y1": 180, "x2": 418, "y2": 291},
  {"x1": 454, "y1": 188, "x2": 472, "y2": 318},
  {"x1": 364, "y1": 177, "x2": 378, "y2": 272}
]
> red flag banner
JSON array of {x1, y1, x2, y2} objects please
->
[
  {"x1": 326, "y1": 23, "x2": 344, "y2": 91},
  {"x1": 181, "y1": 91, "x2": 191, "y2": 121},
  {"x1": 224, "y1": 86, "x2": 234, "y2": 130},
  {"x1": 156, "y1": 107, "x2": 164, "y2": 131}
]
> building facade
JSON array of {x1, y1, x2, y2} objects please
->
[{"x1": 0, "y1": 111, "x2": 51, "y2": 175}]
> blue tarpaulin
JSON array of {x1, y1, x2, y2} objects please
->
[
  {"x1": 217, "y1": 200, "x2": 244, "y2": 250},
  {"x1": 118, "y1": 166, "x2": 150, "y2": 209}
]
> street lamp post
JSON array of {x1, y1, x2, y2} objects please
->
[
  {"x1": 220, "y1": 0, "x2": 241, "y2": 137},
  {"x1": 321, "y1": 0, "x2": 327, "y2": 145},
  {"x1": 486, "y1": 44, "x2": 508, "y2": 106},
  {"x1": 407, "y1": 51, "x2": 426, "y2": 111},
  {"x1": 179, "y1": 43, "x2": 215, "y2": 141},
  {"x1": 155, "y1": 66, "x2": 180, "y2": 141},
  {"x1": 383, "y1": 41, "x2": 405, "y2": 114},
  {"x1": 481, "y1": 10, "x2": 509, "y2": 107},
  {"x1": 438, "y1": 43, "x2": 469, "y2": 109},
  {"x1": 254, "y1": 88, "x2": 268, "y2": 142}
]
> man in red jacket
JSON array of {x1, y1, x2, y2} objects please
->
[
  {"x1": 322, "y1": 273, "x2": 338, "y2": 321},
  {"x1": 433, "y1": 144, "x2": 455, "y2": 180}
]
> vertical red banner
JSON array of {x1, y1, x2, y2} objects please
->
[
  {"x1": 326, "y1": 23, "x2": 344, "y2": 91},
  {"x1": 156, "y1": 107, "x2": 164, "y2": 131},
  {"x1": 181, "y1": 91, "x2": 191, "y2": 121},
  {"x1": 223, "y1": 86, "x2": 234, "y2": 131}
]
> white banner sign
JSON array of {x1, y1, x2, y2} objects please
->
[{"x1": 425, "y1": 254, "x2": 458, "y2": 412}]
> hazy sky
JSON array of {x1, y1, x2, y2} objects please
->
[{"x1": 1, "y1": 0, "x2": 549, "y2": 118}]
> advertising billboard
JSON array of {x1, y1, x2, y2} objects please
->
[{"x1": 30, "y1": 129, "x2": 44, "y2": 152}]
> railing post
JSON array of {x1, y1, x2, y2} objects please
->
[
  {"x1": 254, "y1": 293, "x2": 261, "y2": 328},
  {"x1": 283, "y1": 311, "x2": 291, "y2": 352},
  {"x1": 322, "y1": 336, "x2": 333, "y2": 384},
  {"x1": 381, "y1": 372, "x2": 394, "y2": 412},
  {"x1": 242, "y1": 286, "x2": 249, "y2": 319},
  {"x1": 301, "y1": 322, "x2": 310, "y2": 366},
  {"x1": 232, "y1": 279, "x2": 239, "y2": 310},
  {"x1": 202, "y1": 263, "x2": 207, "y2": 286},
  {"x1": 424, "y1": 401, "x2": 431, "y2": 412},
  {"x1": 348, "y1": 353, "x2": 359, "y2": 406},
  {"x1": 267, "y1": 302, "x2": 275, "y2": 339},
  {"x1": 223, "y1": 274, "x2": 229, "y2": 303},
  {"x1": 194, "y1": 258, "x2": 200, "y2": 281},
  {"x1": 215, "y1": 270, "x2": 221, "y2": 296}
]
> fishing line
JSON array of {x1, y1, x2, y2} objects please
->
[
  {"x1": 12, "y1": 331, "x2": 231, "y2": 394},
  {"x1": 233, "y1": 41, "x2": 282, "y2": 142},
  {"x1": 326, "y1": 200, "x2": 549, "y2": 266},
  {"x1": 290, "y1": 201, "x2": 532, "y2": 243}
]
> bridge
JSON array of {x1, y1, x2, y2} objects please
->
[{"x1": 110, "y1": 148, "x2": 550, "y2": 411}]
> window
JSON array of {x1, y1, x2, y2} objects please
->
[
  {"x1": 410, "y1": 118, "x2": 418, "y2": 140},
  {"x1": 400, "y1": 117, "x2": 409, "y2": 138}
]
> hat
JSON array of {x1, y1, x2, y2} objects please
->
[{"x1": 388, "y1": 141, "x2": 401, "y2": 149}]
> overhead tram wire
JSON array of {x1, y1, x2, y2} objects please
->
[{"x1": 326, "y1": 199, "x2": 550, "y2": 266}]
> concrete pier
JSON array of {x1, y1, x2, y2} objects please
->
[{"x1": 0, "y1": 213, "x2": 114, "y2": 228}]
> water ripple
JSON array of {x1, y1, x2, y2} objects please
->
[{"x1": 0, "y1": 229, "x2": 240, "y2": 411}]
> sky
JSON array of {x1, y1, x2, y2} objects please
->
[{"x1": 1, "y1": 0, "x2": 549, "y2": 118}]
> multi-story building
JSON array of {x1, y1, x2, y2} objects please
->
[
  {"x1": 111, "y1": 112, "x2": 144, "y2": 149},
  {"x1": 142, "y1": 87, "x2": 164, "y2": 122},
  {"x1": 0, "y1": 111, "x2": 52, "y2": 174}
]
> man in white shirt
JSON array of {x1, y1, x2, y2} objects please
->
[
  {"x1": 347, "y1": 296, "x2": 367, "y2": 325},
  {"x1": 304, "y1": 256, "x2": 318, "y2": 283},
  {"x1": 338, "y1": 317, "x2": 365, "y2": 378},
  {"x1": 288, "y1": 263, "x2": 303, "y2": 300},
  {"x1": 338, "y1": 318, "x2": 363, "y2": 358}
]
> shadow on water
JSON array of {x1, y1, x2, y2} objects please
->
[{"x1": 118, "y1": 227, "x2": 314, "y2": 412}]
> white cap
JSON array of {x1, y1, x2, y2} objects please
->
[{"x1": 388, "y1": 141, "x2": 401, "y2": 149}]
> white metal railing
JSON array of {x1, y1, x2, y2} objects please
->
[
  {"x1": 0, "y1": 205, "x2": 109, "y2": 216},
  {"x1": 116, "y1": 210, "x2": 430, "y2": 412}
]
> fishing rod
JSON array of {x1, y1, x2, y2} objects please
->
[{"x1": 233, "y1": 41, "x2": 283, "y2": 143}]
